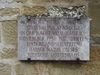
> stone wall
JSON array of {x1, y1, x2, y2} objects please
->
[{"x1": 0, "y1": 0, "x2": 100, "y2": 75}]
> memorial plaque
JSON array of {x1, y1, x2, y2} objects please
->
[{"x1": 18, "y1": 16, "x2": 90, "y2": 61}]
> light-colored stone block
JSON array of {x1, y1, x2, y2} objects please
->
[
  {"x1": 0, "y1": 8, "x2": 20, "y2": 16},
  {"x1": 0, "y1": 63, "x2": 11, "y2": 75},
  {"x1": 0, "y1": 48, "x2": 17, "y2": 59},
  {"x1": 20, "y1": 6, "x2": 47, "y2": 15},
  {"x1": 2, "y1": 21, "x2": 17, "y2": 45}
]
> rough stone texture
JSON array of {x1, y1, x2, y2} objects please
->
[
  {"x1": 91, "y1": 36, "x2": 100, "y2": 44},
  {"x1": 46, "y1": 5, "x2": 86, "y2": 18},
  {"x1": 30, "y1": 0, "x2": 88, "y2": 4},
  {"x1": 90, "y1": 46, "x2": 100, "y2": 62},
  {"x1": 0, "y1": 15, "x2": 18, "y2": 21},
  {"x1": 0, "y1": 8, "x2": 20, "y2": 21},
  {"x1": 15, "y1": 60, "x2": 100, "y2": 75},
  {"x1": 0, "y1": 0, "x2": 23, "y2": 9},
  {"x1": 2, "y1": 21, "x2": 17, "y2": 45},
  {"x1": 0, "y1": 63, "x2": 11, "y2": 75},
  {"x1": 0, "y1": 8, "x2": 20, "y2": 16},
  {"x1": 20, "y1": 6, "x2": 47, "y2": 15},
  {"x1": 0, "y1": 48, "x2": 17, "y2": 59},
  {"x1": 31, "y1": 0, "x2": 50, "y2": 3},
  {"x1": 89, "y1": 0, "x2": 100, "y2": 35},
  {"x1": 0, "y1": 0, "x2": 88, "y2": 21},
  {"x1": 0, "y1": 0, "x2": 88, "y2": 9},
  {"x1": 14, "y1": 0, "x2": 28, "y2": 3},
  {"x1": 0, "y1": 0, "x2": 100, "y2": 75},
  {"x1": 15, "y1": 62, "x2": 47, "y2": 75},
  {"x1": 0, "y1": 23, "x2": 1, "y2": 43},
  {"x1": 81, "y1": 63, "x2": 100, "y2": 75}
]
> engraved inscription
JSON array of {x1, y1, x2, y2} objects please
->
[{"x1": 18, "y1": 16, "x2": 90, "y2": 61}]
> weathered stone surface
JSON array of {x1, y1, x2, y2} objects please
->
[
  {"x1": 0, "y1": 0, "x2": 99, "y2": 75},
  {"x1": 91, "y1": 36, "x2": 100, "y2": 44},
  {"x1": 0, "y1": 48, "x2": 17, "y2": 59},
  {"x1": 15, "y1": 61, "x2": 100, "y2": 75},
  {"x1": 89, "y1": 0, "x2": 100, "y2": 35},
  {"x1": 32, "y1": 0, "x2": 78, "y2": 3},
  {"x1": 0, "y1": 23, "x2": 1, "y2": 43},
  {"x1": 20, "y1": 6, "x2": 47, "y2": 15},
  {"x1": 90, "y1": 46, "x2": 100, "y2": 61},
  {"x1": 89, "y1": 0, "x2": 100, "y2": 4},
  {"x1": 0, "y1": 15, "x2": 19, "y2": 21},
  {"x1": 2, "y1": 21, "x2": 17, "y2": 45},
  {"x1": 0, "y1": 8, "x2": 20, "y2": 16},
  {"x1": 16, "y1": 62, "x2": 82, "y2": 75},
  {"x1": 0, "y1": 0, "x2": 88, "y2": 9},
  {"x1": 0, "y1": 0, "x2": 88, "y2": 21},
  {"x1": 15, "y1": 64, "x2": 24, "y2": 75},
  {"x1": 14, "y1": 0, "x2": 28, "y2": 3},
  {"x1": 15, "y1": 62, "x2": 49, "y2": 75},
  {"x1": 48, "y1": 63, "x2": 83, "y2": 75},
  {"x1": 31, "y1": 0, "x2": 49, "y2": 3},
  {"x1": 0, "y1": 0, "x2": 23, "y2": 9},
  {"x1": 44, "y1": 5, "x2": 86, "y2": 18},
  {"x1": 0, "y1": 8, "x2": 20, "y2": 21},
  {"x1": 0, "y1": 63, "x2": 11, "y2": 75},
  {"x1": 31, "y1": 0, "x2": 87, "y2": 4},
  {"x1": 81, "y1": 63, "x2": 100, "y2": 75}
]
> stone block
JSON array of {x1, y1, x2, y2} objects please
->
[
  {"x1": 15, "y1": 61, "x2": 100, "y2": 75},
  {"x1": 0, "y1": 0, "x2": 23, "y2": 9},
  {"x1": 15, "y1": 62, "x2": 48, "y2": 75},
  {"x1": 0, "y1": 23, "x2": 1, "y2": 43},
  {"x1": 91, "y1": 36, "x2": 100, "y2": 44},
  {"x1": 90, "y1": 45, "x2": 100, "y2": 62},
  {"x1": 0, "y1": 8, "x2": 20, "y2": 21},
  {"x1": 2, "y1": 21, "x2": 17, "y2": 45},
  {"x1": 20, "y1": 6, "x2": 47, "y2": 15},
  {"x1": 0, "y1": 48, "x2": 17, "y2": 59},
  {"x1": 89, "y1": 0, "x2": 100, "y2": 35},
  {"x1": 0, "y1": 63, "x2": 11, "y2": 75},
  {"x1": 81, "y1": 63, "x2": 100, "y2": 75},
  {"x1": 0, "y1": 8, "x2": 20, "y2": 16}
]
